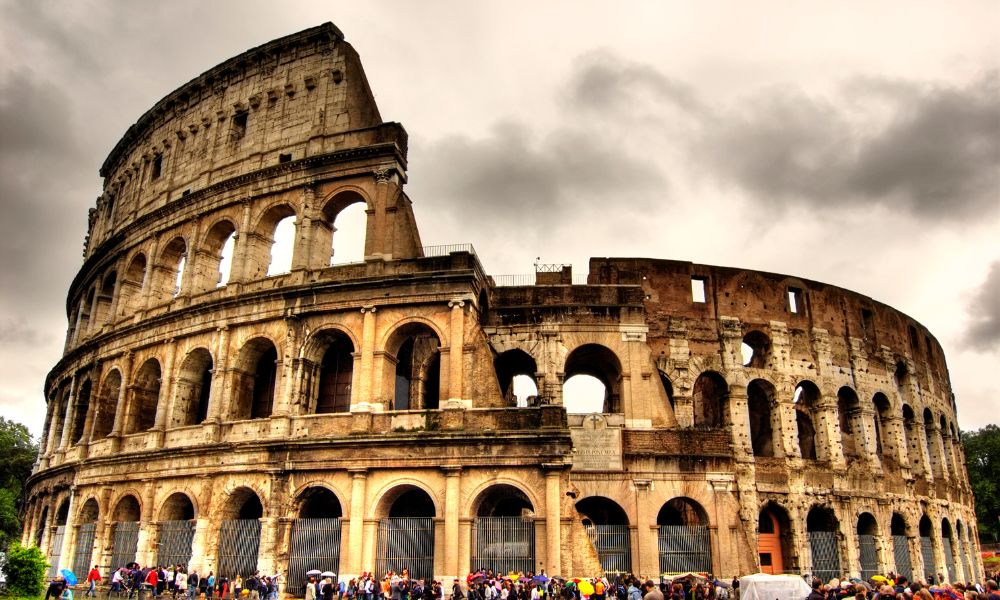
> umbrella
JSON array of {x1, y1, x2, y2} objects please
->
[
  {"x1": 61, "y1": 569, "x2": 78, "y2": 586},
  {"x1": 871, "y1": 576, "x2": 889, "y2": 583},
  {"x1": 472, "y1": 575, "x2": 487, "y2": 584},
  {"x1": 306, "y1": 570, "x2": 323, "y2": 577},
  {"x1": 533, "y1": 575, "x2": 550, "y2": 584},
  {"x1": 321, "y1": 571, "x2": 337, "y2": 578},
  {"x1": 578, "y1": 581, "x2": 595, "y2": 596}
]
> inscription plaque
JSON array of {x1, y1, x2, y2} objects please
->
[{"x1": 571, "y1": 414, "x2": 623, "y2": 471}]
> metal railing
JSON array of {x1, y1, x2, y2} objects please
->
[
  {"x1": 943, "y1": 539, "x2": 956, "y2": 582},
  {"x1": 288, "y1": 518, "x2": 342, "y2": 596},
  {"x1": 73, "y1": 523, "x2": 96, "y2": 579},
  {"x1": 492, "y1": 273, "x2": 592, "y2": 286},
  {"x1": 376, "y1": 517, "x2": 435, "y2": 581},
  {"x1": 472, "y1": 516, "x2": 535, "y2": 575},
  {"x1": 157, "y1": 520, "x2": 196, "y2": 567},
  {"x1": 892, "y1": 535, "x2": 913, "y2": 580},
  {"x1": 218, "y1": 519, "x2": 262, "y2": 579},
  {"x1": 422, "y1": 243, "x2": 477, "y2": 257},
  {"x1": 587, "y1": 524, "x2": 631, "y2": 575},
  {"x1": 920, "y1": 536, "x2": 935, "y2": 580},
  {"x1": 48, "y1": 525, "x2": 66, "y2": 578},
  {"x1": 658, "y1": 525, "x2": 712, "y2": 574},
  {"x1": 858, "y1": 534, "x2": 878, "y2": 580},
  {"x1": 808, "y1": 531, "x2": 841, "y2": 583},
  {"x1": 110, "y1": 521, "x2": 139, "y2": 572}
]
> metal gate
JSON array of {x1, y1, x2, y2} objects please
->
[
  {"x1": 920, "y1": 536, "x2": 935, "y2": 580},
  {"x1": 111, "y1": 521, "x2": 140, "y2": 571},
  {"x1": 47, "y1": 525, "x2": 66, "y2": 577},
  {"x1": 808, "y1": 531, "x2": 841, "y2": 582},
  {"x1": 73, "y1": 523, "x2": 97, "y2": 579},
  {"x1": 892, "y1": 535, "x2": 912, "y2": 580},
  {"x1": 943, "y1": 539, "x2": 956, "y2": 582},
  {"x1": 288, "y1": 518, "x2": 342, "y2": 596},
  {"x1": 858, "y1": 534, "x2": 878, "y2": 580},
  {"x1": 472, "y1": 517, "x2": 535, "y2": 575},
  {"x1": 218, "y1": 519, "x2": 261, "y2": 579},
  {"x1": 376, "y1": 517, "x2": 434, "y2": 581},
  {"x1": 158, "y1": 520, "x2": 196, "y2": 567},
  {"x1": 658, "y1": 525, "x2": 711, "y2": 574},
  {"x1": 586, "y1": 524, "x2": 631, "y2": 575}
]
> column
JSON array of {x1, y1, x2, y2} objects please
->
[
  {"x1": 915, "y1": 422, "x2": 934, "y2": 482},
  {"x1": 355, "y1": 307, "x2": 376, "y2": 409},
  {"x1": 884, "y1": 415, "x2": 909, "y2": 469},
  {"x1": 346, "y1": 468, "x2": 368, "y2": 579},
  {"x1": 58, "y1": 375, "x2": 78, "y2": 451},
  {"x1": 633, "y1": 479, "x2": 656, "y2": 577},
  {"x1": 727, "y1": 385, "x2": 753, "y2": 459},
  {"x1": 543, "y1": 466, "x2": 562, "y2": 575},
  {"x1": 815, "y1": 398, "x2": 846, "y2": 467},
  {"x1": 56, "y1": 488, "x2": 77, "y2": 571},
  {"x1": 274, "y1": 317, "x2": 299, "y2": 416},
  {"x1": 154, "y1": 339, "x2": 176, "y2": 438},
  {"x1": 230, "y1": 199, "x2": 253, "y2": 283},
  {"x1": 190, "y1": 476, "x2": 215, "y2": 573},
  {"x1": 447, "y1": 299, "x2": 465, "y2": 405},
  {"x1": 442, "y1": 466, "x2": 462, "y2": 579},
  {"x1": 208, "y1": 326, "x2": 230, "y2": 423},
  {"x1": 135, "y1": 482, "x2": 157, "y2": 566},
  {"x1": 109, "y1": 352, "x2": 133, "y2": 437}
]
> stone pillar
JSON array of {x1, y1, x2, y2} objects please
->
[
  {"x1": 708, "y1": 477, "x2": 735, "y2": 576},
  {"x1": 274, "y1": 318, "x2": 299, "y2": 417},
  {"x1": 355, "y1": 307, "x2": 377, "y2": 409},
  {"x1": 914, "y1": 422, "x2": 934, "y2": 482},
  {"x1": 442, "y1": 466, "x2": 462, "y2": 580},
  {"x1": 815, "y1": 398, "x2": 845, "y2": 467},
  {"x1": 447, "y1": 299, "x2": 466, "y2": 405},
  {"x1": 292, "y1": 184, "x2": 317, "y2": 271},
  {"x1": 207, "y1": 326, "x2": 230, "y2": 424},
  {"x1": 190, "y1": 476, "x2": 215, "y2": 574},
  {"x1": 346, "y1": 468, "x2": 368, "y2": 579},
  {"x1": 57, "y1": 488, "x2": 77, "y2": 571},
  {"x1": 633, "y1": 479, "x2": 656, "y2": 578},
  {"x1": 727, "y1": 385, "x2": 753, "y2": 459},
  {"x1": 856, "y1": 405, "x2": 881, "y2": 466},
  {"x1": 543, "y1": 465, "x2": 562, "y2": 575},
  {"x1": 230, "y1": 200, "x2": 253, "y2": 283},
  {"x1": 154, "y1": 339, "x2": 177, "y2": 441},
  {"x1": 109, "y1": 352, "x2": 133, "y2": 441},
  {"x1": 42, "y1": 398, "x2": 59, "y2": 458},
  {"x1": 135, "y1": 482, "x2": 158, "y2": 566},
  {"x1": 884, "y1": 415, "x2": 909, "y2": 469},
  {"x1": 58, "y1": 375, "x2": 78, "y2": 451}
]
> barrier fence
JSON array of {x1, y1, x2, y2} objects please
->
[
  {"x1": 288, "y1": 518, "x2": 342, "y2": 596},
  {"x1": 586, "y1": 524, "x2": 631, "y2": 575},
  {"x1": 657, "y1": 525, "x2": 712, "y2": 574},
  {"x1": 218, "y1": 519, "x2": 262, "y2": 579},
  {"x1": 73, "y1": 523, "x2": 96, "y2": 579},
  {"x1": 472, "y1": 516, "x2": 535, "y2": 575},
  {"x1": 376, "y1": 517, "x2": 434, "y2": 582}
]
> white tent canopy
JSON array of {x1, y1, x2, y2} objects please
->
[{"x1": 739, "y1": 574, "x2": 812, "y2": 600}]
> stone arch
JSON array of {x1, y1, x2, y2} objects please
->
[
  {"x1": 151, "y1": 235, "x2": 188, "y2": 302},
  {"x1": 758, "y1": 501, "x2": 795, "y2": 574},
  {"x1": 117, "y1": 252, "x2": 147, "y2": 317},
  {"x1": 308, "y1": 328, "x2": 356, "y2": 414},
  {"x1": 126, "y1": 358, "x2": 161, "y2": 434},
  {"x1": 747, "y1": 378, "x2": 777, "y2": 457},
  {"x1": 794, "y1": 381, "x2": 820, "y2": 460},
  {"x1": 195, "y1": 218, "x2": 238, "y2": 291},
  {"x1": 54, "y1": 497, "x2": 70, "y2": 526},
  {"x1": 741, "y1": 330, "x2": 771, "y2": 368},
  {"x1": 837, "y1": 386, "x2": 863, "y2": 460},
  {"x1": 494, "y1": 348, "x2": 539, "y2": 407},
  {"x1": 806, "y1": 505, "x2": 843, "y2": 581},
  {"x1": 384, "y1": 321, "x2": 442, "y2": 411},
  {"x1": 321, "y1": 188, "x2": 372, "y2": 266},
  {"x1": 693, "y1": 370, "x2": 729, "y2": 428},
  {"x1": 563, "y1": 343, "x2": 623, "y2": 414},
  {"x1": 111, "y1": 494, "x2": 142, "y2": 522},
  {"x1": 253, "y1": 203, "x2": 297, "y2": 278},
  {"x1": 292, "y1": 484, "x2": 346, "y2": 519},
  {"x1": 470, "y1": 483, "x2": 536, "y2": 518},
  {"x1": 158, "y1": 492, "x2": 197, "y2": 521},
  {"x1": 657, "y1": 497, "x2": 710, "y2": 526},
  {"x1": 657, "y1": 497, "x2": 713, "y2": 573},
  {"x1": 372, "y1": 482, "x2": 438, "y2": 519},
  {"x1": 78, "y1": 497, "x2": 100, "y2": 524},
  {"x1": 92, "y1": 368, "x2": 122, "y2": 439},
  {"x1": 94, "y1": 269, "x2": 117, "y2": 326},
  {"x1": 873, "y1": 392, "x2": 892, "y2": 456},
  {"x1": 173, "y1": 347, "x2": 214, "y2": 427},
  {"x1": 659, "y1": 371, "x2": 675, "y2": 411},
  {"x1": 35, "y1": 505, "x2": 49, "y2": 546},
  {"x1": 231, "y1": 337, "x2": 279, "y2": 420},
  {"x1": 218, "y1": 486, "x2": 266, "y2": 521},
  {"x1": 70, "y1": 377, "x2": 93, "y2": 444}
]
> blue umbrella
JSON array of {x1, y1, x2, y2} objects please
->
[{"x1": 61, "y1": 569, "x2": 78, "y2": 586}]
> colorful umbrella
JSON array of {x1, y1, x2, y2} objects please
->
[
  {"x1": 61, "y1": 569, "x2": 78, "y2": 586},
  {"x1": 579, "y1": 580, "x2": 595, "y2": 596}
]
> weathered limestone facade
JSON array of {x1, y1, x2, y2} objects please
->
[{"x1": 23, "y1": 23, "x2": 982, "y2": 592}]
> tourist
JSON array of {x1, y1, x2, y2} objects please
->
[
  {"x1": 84, "y1": 564, "x2": 101, "y2": 597},
  {"x1": 44, "y1": 575, "x2": 67, "y2": 600},
  {"x1": 643, "y1": 581, "x2": 663, "y2": 600}
]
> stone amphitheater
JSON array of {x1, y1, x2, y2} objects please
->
[{"x1": 21, "y1": 22, "x2": 983, "y2": 592}]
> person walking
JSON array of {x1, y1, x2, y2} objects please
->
[{"x1": 85, "y1": 565, "x2": 101, "y2": 597}]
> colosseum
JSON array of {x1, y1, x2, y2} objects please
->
[{"x1": 22, "y1": 22, "x2": 983, "y2": 591}]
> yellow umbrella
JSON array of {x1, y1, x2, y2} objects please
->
[
  {"x1": 871, "y1": 576, "x2": 889, "y2": 583},
  {"x1": 578, "y1": 581, "x2": 595, "y2": 596}
]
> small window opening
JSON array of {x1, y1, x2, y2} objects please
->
[
  {"x1": 741, "y1": 343, "x2": 754, "y2": 366},
  {"x1": 182, "y1": 189, "x2": 191, "y2": 197},
  {"x1": 173, "y1": 254, "x2": 187, "y2": 297},
  {"x1": 787, "y1": 288, "x2": 802, "y2": 313},
  {"x1": 759, "y1": 553, "x2": 773, "y2": 567},
  {"x1": 217, "y1": 231, "x2": 237, "y2": 287},
  {"x1": 279, "y1": 153, "x2": 292, "y2": 163},
  {"x1": 908, "y1": 325, "x2": 920, "y2": 353},
  {"x1": 691, "y1": 277, "x2": 707, "y2": 303},
  {"x1": 925, "y1": 336, "x2": 934, "y2": 360},
  {"x1": 151, "y1": 154, "x2": 163, "y2": 180},
  {"x1": 232, "y1": 111, "x2": 248, "y2": 140},
  {"x1": 861, "y1": 309, "x2": 874, "y2": 337}
]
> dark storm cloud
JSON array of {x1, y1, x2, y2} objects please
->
[
  {"x1": 696, "y1": 73, "x2": 1000, "y2": 220},
  {"x1": 964, "y1": 261, "x2": 1000, "y2": 352},
  {"x1": 567, "y1": 51, "x2": 703, "y2": 114},
  {"x1": 415, "y1": 120, "x2": 666, "y2": 233}
]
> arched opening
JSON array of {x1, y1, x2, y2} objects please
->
[
  {"x1": 78, "y1": 288, "x2": 95, "y2": 338},
  {"x1": 35, "y1": 506, "x2": 48, "y2": 547},
  {"x1": 919, "y1": 514, "x2": 936, "y2": 581},
  {"x1": 126, "y1": 359, "x2": 161, "y2": 434},
  {"x1": 232, "y1": 338, "x2": 278, "y2": 421},
  {"x1": 388, "y1": 323, "x2": 441, "y2": 411},
  {"x1": 72, "y1": 499, "x2": 100, "y2": 578},
  {"x1": 895, "y1": 361, "x2": 909, "y2": 389},
  {"x1": 837, "y1": 386, "x2": 862, "y2": 460},
  {"x1": 329, "y1": 200, "x2": 368, "y2": 265},
  {"x1": 494, "y1": 349, "x2": 539, "y2": 407},
  {"x1": 873, "y1": 393, "x2": 891, "y2": 457},
  {"x1": 806, "y1": 506, "x2": 842, "y2": 582},
  {"x1": 693, "y1": 371, "x2": 728, "y2": 428},
  {"x1": 563, "y1": 344, "x2": 622, "y2": 414},
  {"x1": 793, "y1": 382, "x2": 820, "y2": 460},
  {"x1": 94, "y1": 271, "x2": 117, "y2": 326},
  {"x1": 315, "y1": 333, "x2": 355, "y2": 414},
  {"x1": 747, "y1": 379, "x2": 776, "y2": 457},
  {"x1": 742, "y1": 331, "x2": 771, "y2": 368},
  {"x1": 376, "y1": 486, "x2": 436, "y2": 581},
  {"x1": 92, "y1": 370, "x2": 121, "y2": 439},
  {"x1": 218, "y1": 488, "x2": 264, "y2": 579},
  {"x1": 173, "y1": 348, "x2": 213, "y2": 427},
  {"x1": 577, "y1": 496, "x2": 631, "y2": 575},
  {"x1": 152, "y1": 237, "x2": 187, "y2": 302},
  {"x1": 940, "y1": 414, "x2": 956, "y2": 479},
  {"x1": 289, "y1": 487, "x2": 344, "y2": 591},
  {"x1": 157, "y1": 493, "x2": 196, "y2": 568},
  {"x1": 757, "y1": 503, "x2": 793, "y2": 575},
  {"x1": 197, "y1": 220, "x2": 238, "y2": 291},
  {"x1": 857, "y1": 513, "x2": 879, "y2": 579},
  {"x1": 902, "y1": 404, "x2": 921, "y2": 473},
  {"x1": 47, "y1": 500, "x2": 70, "y2": 577},
  {"x1": 70, "y1": 379, "x2": 92, "y2": 444},
  {"x1": 891, "y1": 513, "x2": 913, "y2": 580},
  {"x1": 660, "y1": 372, "x2": 675, "y2": 411},
  {"x1": 110, "y1": 495, "x2": 141, "y2": 571},
  {"x1": 473, "y1": 485, "x2": 536, "y2": 574},
  {"x1": 118, "y1": 253, "x2": 147, "y2": 317},
  {"x1": 267, "y1": 215, "x2": 297, "y2": 276},
  {"x1": 923, "y1": 408, "x2": 942, "y2": 478},
  {"x1": 941, "y1": 518, "x2": 956, "y2": 583},
  {"x1": 657, "y1": 497, "x2": 712, "y2": 574}
]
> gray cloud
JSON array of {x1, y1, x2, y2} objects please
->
[
  {"x1": 696, "y1": 73, "x2": 1000, "y2": 220},
  {"x1": 964, "y1": 261, "x2": 1000, "y2": 352},
  {"x1": 566, "y1": 51, "x2": 703, "y2": 115},
  {"x1": 0, "y1": 318, "x2": 53, "y2": 346}
]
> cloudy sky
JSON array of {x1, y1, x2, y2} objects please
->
[{"x1": 1, "y1": 1, "x2": 997, "y2": 439}]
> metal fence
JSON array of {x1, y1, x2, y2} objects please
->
[
  {"x1": 158, "y1": 520, "x2": 196, "y2": 567},
  {"x1": 586, "y1": 524, "x2": 631, "y2": 575},
  {"x1": 110, "y1": 521, "x2": 140, "y2": 571},
  {"x1": 218, "y1": 519, "x2": 262, "y2": 579},
  {"x1": 943, "y1": 540, "x2": 956, "y2": 582},
  {"x1": 808, "y1": 531, "x2": 841, "y2": 582},
  {"x1": 920, "y1": 536, "x2": 935, "y2": 580},
  {"x1": 47, "y1": 525, "x2": 66, "y2": 577},
  {"x1": 288, "y1": 518, "x2": 342, "y2": 596},
  {"x1": 422, "y1": 244, "x2": 477, "y2": 257},
  {"x1": 73, "y1": 523, "x2": 96, "y2": 579},
  {"x1": 892, "y1": 535, "x2": 912, "y2": 581},
  {"x1": 657, "y1": 525, "x2": 711, "y2": 574},
  {"x1": 376, "y1": 517, "x2": 435, "y2": 581},
  {"x1": 472, "y1": 517, "x2": 535, "y2": 575},
  {"x1": 858, "y1": 534, "x2": 878, "y2": 580}
]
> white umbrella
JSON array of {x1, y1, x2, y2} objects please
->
[
  {"x1": 321, "y1": 571, "x2": 337, "y2": 578},
  {"x1": 306, "y1": 570, "x2": 322, "y2": 577}
]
